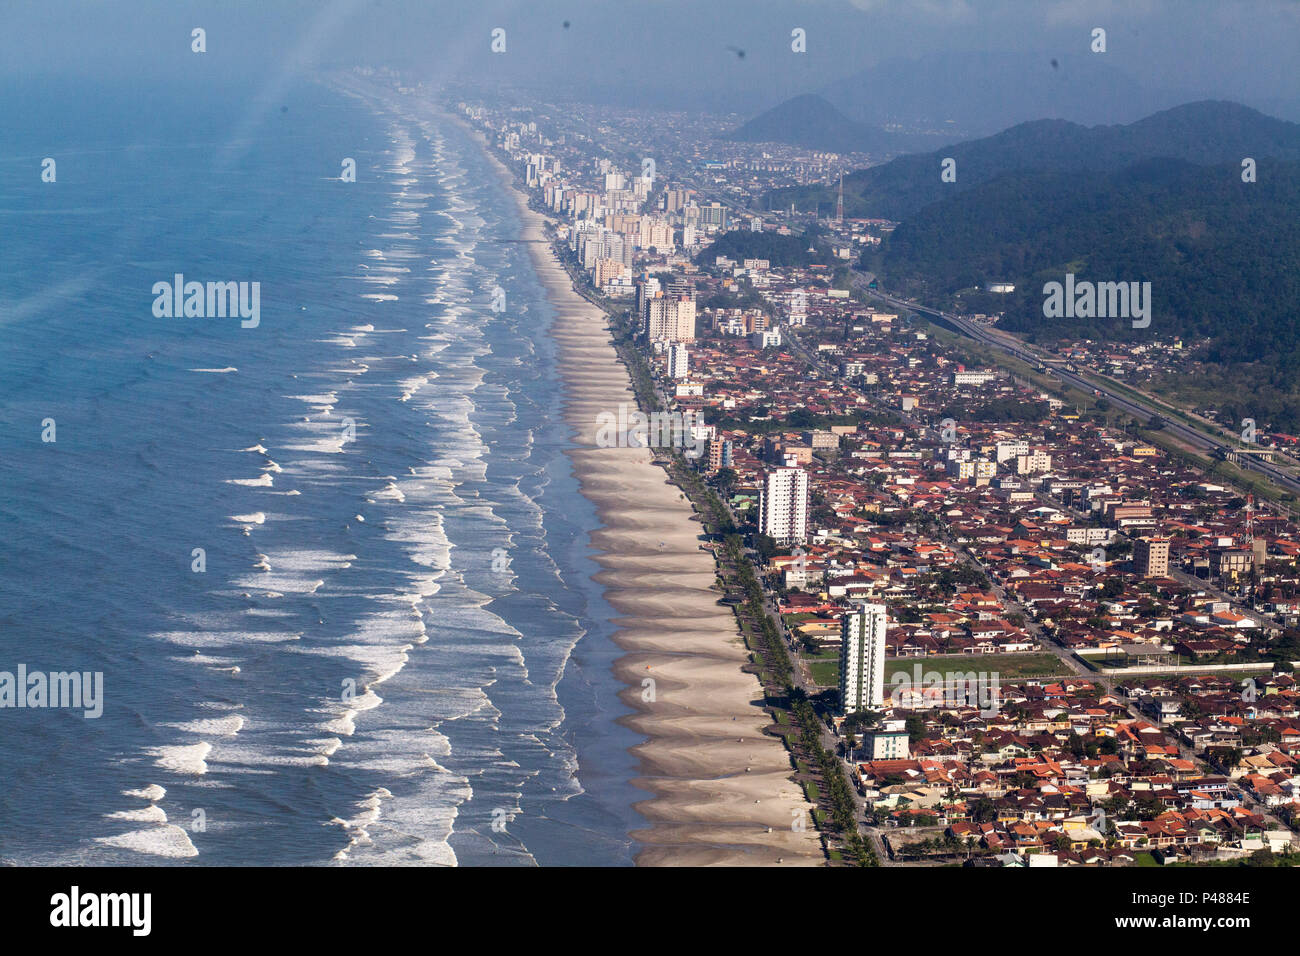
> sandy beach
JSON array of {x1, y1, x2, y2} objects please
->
[{"x1": 468, "y1": 128, "x2": 822, "y2": 866}]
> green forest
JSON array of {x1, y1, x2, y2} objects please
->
[
  {"x1": 698, "y1": 227, "x2": 836, "y2": 269},
  {"x1": 866, "y1": 159, "x2": 1300, "y2": 421}
]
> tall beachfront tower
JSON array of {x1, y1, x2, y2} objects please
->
[
  {"x1": 840, "y1": 602, "x2": 887, "y2": 715},
  {"x1": 758, "y1": 461, "x2": 808, "y2": 545}
]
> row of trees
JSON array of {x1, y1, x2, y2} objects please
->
[{"x1": 722, "y1": 535, "x2": 877, "y2": 865}]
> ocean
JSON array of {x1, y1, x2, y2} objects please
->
[{"x1": 0, "y1": 74, "x2": 641, "y2": 865}]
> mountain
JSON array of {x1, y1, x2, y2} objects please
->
[
  {"x1": 816, "y1": 50, "x2": 1299, "y2": 138},
  {"x1": 868, "y1": 157, "x2": 1300, "y2": 426},
  {"x1": 766, "y1": 101, "x2": 1300, "y2": 221},
  {"x1": 726, "y1": 93, "x2": 950, "y2": 157}
]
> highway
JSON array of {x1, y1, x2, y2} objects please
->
[{"x1": 864, "y1": 287, "x2": 1300, "y2": 500}]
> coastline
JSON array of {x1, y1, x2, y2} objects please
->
[{"x1": 462, "y1": 121, "x2": 822, "y2": 865}]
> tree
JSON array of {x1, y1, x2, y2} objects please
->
[
  {"x1": 905, "y1": 715, "x2": 927, "y2": 742},
  {"x1": 753, "y1": 533, "x2": 780, "y2": 562},
  {"x1": 842, "y1": 710, "x2": 881, "y2": 734},
  {"x1": 844, "y1": 731, "x2": 859, "y2": 758},
  {"x1": 1134, "y1": 795, "x2": 1165, "y2": 821}
]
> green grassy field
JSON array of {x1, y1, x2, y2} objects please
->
[
  {"x1": 887, "y1": 653, "x2": 1071, "y2": 681},
  {"x1": 808, "y1": 658, "x2": 840, "y2": 687},
  {"x1": 805, "y1": 652, "x2": 1071, "y2": 688}
]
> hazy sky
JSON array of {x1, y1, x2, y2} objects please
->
[{"x1": 4, "y1": 0, "x2": 1298, "y2": 117}]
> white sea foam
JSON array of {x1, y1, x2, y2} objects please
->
[
  {"x1": 229, "y1": 548, "x2": 354, "y2": 597},
  {"x1": 287, "y1": 392, "x2": 339, "y2": 409},
  {"x1": 282, "y1": 430, "x2": 348, "y2": 454},
  {"x1": 152, "y1": 629, "x2": 300, "y2": 647},
  {"x1": 94, "y1": 825, "x2": 199, "y2": 859},
  {"x1": 150, "y1": 742, "x2": 211, "y2": 775},
  {"x1": 309, "y1": 737, "x2": 344, "y2": 757},
  {"x1": 227, "y1": 473, "x2": 274, "y2": 487},
  {"x1": 173, "y1": 653, "x2": 243, "y2": 672},
  {"x1": 367, "y1": 481, "x2": 406, "y2": 503},
  {"x1": 122, "y1": 784, "x2": 166, "y2": 802},
  {"x1": 397, "y1": 375, "x2": 429, "y2": 402},
  {"x1": 165, "y1": 715, "x2": 245, "y2": 736},
  {"x1": 324, "y1": 701, "x2": 380, "y2": 738},
  {"x1": 329, "y1": 787, "x2": 392, "y2": 861},
  {"x1": 105, "y1": 805, "x2": 168, "y2": 823}
]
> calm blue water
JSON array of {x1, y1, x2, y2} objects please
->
[{"x1": 0, "y1": 74, "x2": 640, "y2": 865}]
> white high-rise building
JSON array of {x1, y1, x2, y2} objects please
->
[
  {"x1": 644, "y1": 294, "x2": 696, "y2": 342},
  {"x1": 758, "y1": 463, "x2": 808, "y2": 545},
  {"x1": 787, "y1": 289, "x2": 808, "y2": 327},
  {"x1": 667, "y1": 342, "x2": 690, "y2": 380},
  {"x1": 637, "y1": 276, "x2": 661, "y2": 317},
  {"x1": 840, "y1": 602, "x2": 887, "y2": 715}
]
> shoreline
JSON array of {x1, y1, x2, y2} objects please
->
[{"x1": 461, "y1": 121, "x2": 822, "y2": 865}]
